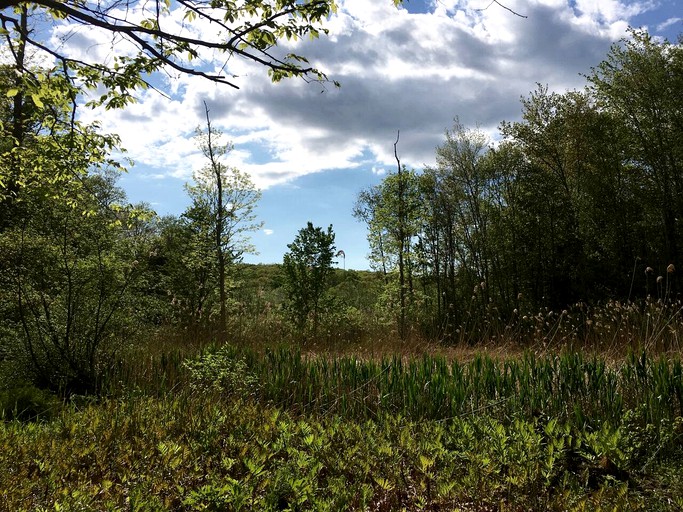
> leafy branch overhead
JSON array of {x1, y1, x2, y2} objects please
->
[{"x1": 0, "y1": 0, "x2": 344, "y2": 108}]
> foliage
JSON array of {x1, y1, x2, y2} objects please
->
[
  {"x1": 354, "y1": 30, "x2": 683, "y2": 340},
  {"x1": 282, "y1": 222, "x2": 336, "y2": 336},
  {"x1": 0, "y1": 63, "x2": 124, "y2": 216},
  {"x1": 236, "y1": 347, "x2": 682, "y2": 430},
  {"x1": 1, "y1": 357, "x2": 682, "y2": 511},
  {"x1": 182, "y1": 344, "x2": 259, "y2": 398},
  {"x1": 0, "y1": 0, "x2": 342, "y2": 110},
  {"x1": 0, "y1": 385, "x2": 60, "y2": 421},
  {"x1": 180, "y1": 112, "x2": 262, "y2": 334},
  {"x1": 0, "y1": 173, "x2": 153, "y2": 395},
  {"x1": 354, "y1": 164, "x2": 423, "y2": 337}
]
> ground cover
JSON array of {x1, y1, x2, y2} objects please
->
[{"x1": 2, "y1": 347, "x2": 683, "y2": 511}]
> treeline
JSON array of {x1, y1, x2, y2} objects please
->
[
  {"x1": 1, "y1": 29, "x2": 682, "y2": 396},
  {"x1": 354, "y1": 29, "x2": 683, "y2": 338}
]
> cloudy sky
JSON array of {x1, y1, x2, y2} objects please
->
[{"x1": 54, "y1": 0, "x2": 683, "y2": 269}]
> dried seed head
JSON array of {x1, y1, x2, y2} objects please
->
[
  {"x1": 657, "y1": 275, "x2": 664, "y2": 284},
  {"x1": 667, "y1": 264, "x2": 675, "y2": 273},
  {"x1": 645, "y1": 266, "x2": 654, "y2": 274}
]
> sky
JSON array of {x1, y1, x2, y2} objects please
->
[{"x1": 32, "y1": 0, "x2": 683, "y2": 269}]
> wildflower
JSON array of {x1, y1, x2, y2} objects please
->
[{"x1": 667, "y1": 264, "x2": 675, "y2": 273}]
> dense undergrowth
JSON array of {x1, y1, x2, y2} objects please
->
[
  {"x1": 2, "y1": 384, "x2": 683, "y2": 511},
  {"x1": 2, "y1": 343, "x2": 683, "y2": 511},
  {"x1": 3, "y1": 298, "x2": 683, "y2": 510}
]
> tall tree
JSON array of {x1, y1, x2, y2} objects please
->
[
  {"x1": 589, "y1": 29, "x2": 683, "y2": 292},
  {"x1": 354, "y1": 161, "x2": 422, "y2": 338},
  {"x1": 185, "y1": 112, "x2": 262, "y2": 336},
  {"x1": 282, "y1": 222, "x2": 335, "y2": 336}
]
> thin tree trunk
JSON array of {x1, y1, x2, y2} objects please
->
[
  {"x1": 203, "y1": 102, "x2": 227, "y2": 340},
  {"x1": 395, "y1": 131, "x2": 406, "y2": 340}
]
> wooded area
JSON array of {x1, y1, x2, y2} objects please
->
[
  {"x1": 0, "y1": 26, "x2": 682, "y2": 394},
  {"x1": 1, "y1": 1, "x2": 683, "y2": 506},
  {"x1": 357, "y1": 29, "x2": 683, "y2": 339}
]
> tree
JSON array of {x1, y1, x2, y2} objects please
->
[
  {"x1": 0, "y1": 170, "x2": 151, "y2": 395},
  {"x1": 0, "y1": 61, "x2": 123, "y2": 220},
  {"x1": 182, "y1": 110, "x2": 262, "y2": 336},
  {"x1": 354, "y1": 157, "x2": 422, "y2": 338},
  {"x1": 588, "y1": 29, "x2": 683, "y2": 293},
  {"x1": 0, "y1": 55, "x2": 143, "y2": 395},
  {"x1": 0, "y1": 0, "x2": 342, "y2": 108},
  {"x1": 282, "y1": 222, "x2": 335, "y2": 336}
]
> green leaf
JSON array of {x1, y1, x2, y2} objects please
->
[
  {"x1": 6, "y1": 88, "x2": 19, "y2": 98},
  {"x1": 31, "y1": 94, "x2": 44, "y2": 108}
]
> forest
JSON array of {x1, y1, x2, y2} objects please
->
[{"x1": 1, "y1": 2, "x2": 683, "y2": 508}]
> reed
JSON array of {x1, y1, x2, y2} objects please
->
[{"x1": 199, "y1": 346, "x2": 683, "y2": 430}]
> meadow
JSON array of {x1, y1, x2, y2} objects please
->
[{"x1": 2, "y1": 293, "x2": 683, "y2": 511}]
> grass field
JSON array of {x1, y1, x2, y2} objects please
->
[{"x1": 2, "y1": 299, "x2": 683, "y2": 511}]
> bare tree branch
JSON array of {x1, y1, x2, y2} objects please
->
[{"x1": 475, "y1": 0, "x2": 528, "y2": 19}]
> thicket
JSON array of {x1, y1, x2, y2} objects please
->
[
  {"x1": 355, "y1": 29, "x2": 683, "y2": 340},
  {"x1": 2, "y1": 347, "x2": 683, "y2": 510}
]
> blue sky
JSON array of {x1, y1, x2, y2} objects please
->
[{"x1": 26, "y1": 0, "x2": 683, "y2": 269}]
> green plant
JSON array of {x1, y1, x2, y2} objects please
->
[
  {"x1": 0, "y1": 385, "x2": 60, "y2": 421},
  {"x1": 282, "y1": 222, "x2": 336, "y2": 337},
  {"x1": 183, "y1": 345, "x2": 260, "y2": 398}
]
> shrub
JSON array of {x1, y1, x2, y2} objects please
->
[
  {"x1": 0, "y1": 386, "x2": 60, "y2": 421},
  {"x1": 183, "y1": 345, "x2": 260, "y2": 398}
]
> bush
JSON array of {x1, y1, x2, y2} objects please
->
[
  {"x1": 0, "y1": 386, "x2": 60, "y2": 421},
  {"x1": 183, "y1": 345, "x2": 259, "y2": 398}
]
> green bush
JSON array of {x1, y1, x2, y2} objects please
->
[
  {"x1": 0, "y1": 386, "x2": 60, "y2": 421},
  {"x1": 183, "y1": 345, "x2": 260, "y2": 398}
]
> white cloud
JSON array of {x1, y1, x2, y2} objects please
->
[
  {"x1": 55, "y1": 0, "x2": 654, "y2": 191},
  {"x1": 657, "y1": 17, "x2": 682, "y2": 32},
  {"x1": 263, "y1": 229, "x2": 274, "y2": 236}
]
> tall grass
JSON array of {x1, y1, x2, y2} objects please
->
[
  {"x1": 235, "y1": 347, "x2": 681, "y2": 427},
  {"x1": 90, "y1": 298, "x2": 683, "y2": 431}
]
